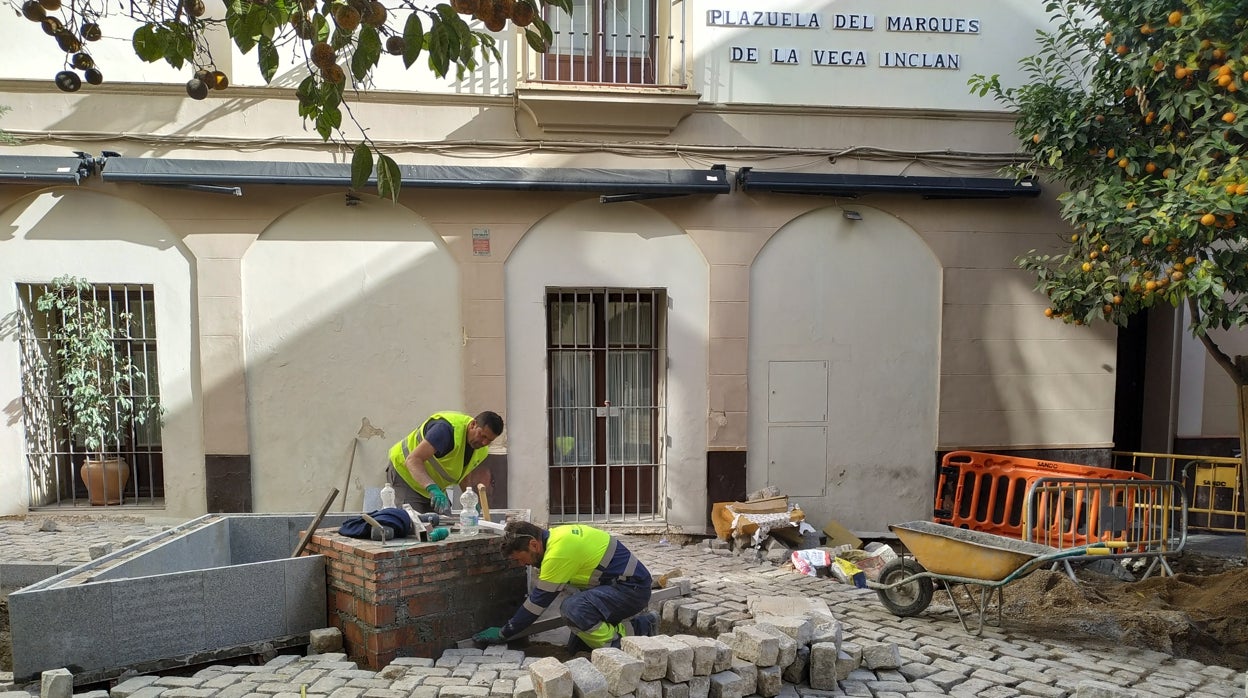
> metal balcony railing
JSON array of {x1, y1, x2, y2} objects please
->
[{"x1": 520, "y1": 0, "x2": 688, "y2": 88}]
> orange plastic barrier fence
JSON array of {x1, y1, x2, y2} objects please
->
[{"x1": 933, "y1": 450, "x2": 1147, "y2": 540}]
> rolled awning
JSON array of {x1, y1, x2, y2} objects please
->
[
  {"x1": 98, "y1": 157, "x2": 731, "y2": 196},
  {"x1": 736, "y1": 169, "x2": 1040, "y2": 199},
  {"x1": 0, "y1": 155, "x2": 94, "y2": 184}
]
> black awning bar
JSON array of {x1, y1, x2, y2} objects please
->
[
  {"x1": 737, "y1": 169, "x2": 1041, "y2": 199},
  {"x1": 97, "y1": 157, "x2": 731, "y2": 196},
  {"x1": 0, "y1": 154, "x2": 95, "y2": 184}
]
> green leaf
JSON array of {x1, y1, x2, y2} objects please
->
[
  {"x1": 132, "y1": 25, "x2": 165, "y2": 63},
  {"x1": 352, "y1": 25, "x2": 383, "y2": 81},
  {"x1": 351, "y1": 143, "x2": 374, "y2": 190},
  {"x1": 524, "y1": 28, "x2": 548, "y2": 53},
  {"x1": 531, "y1": 16, "x2": 553, "y2": 47},
  {"x1": 428, "y1": 21, "x2": 451, "y2": 77},
  {"x1": 376, "y1": 154, "x2": 402, "y2": 201},
  {"x1": 258, "y1": 36, "x2": 279, "y2": 83},
  {"x1": 402, "y1": 12, "x2": 425, "y2": 68}
]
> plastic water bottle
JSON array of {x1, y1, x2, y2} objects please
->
[
  {"x1": 380, "y1": 482, "x2": 396, "y2": 509},
  {"x1": 459, "y1": 487, "x2": 479, "y2": 536}
]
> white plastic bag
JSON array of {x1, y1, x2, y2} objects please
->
[{"x1": 790, "y1": 549, "x2": 832, "y2": 577}]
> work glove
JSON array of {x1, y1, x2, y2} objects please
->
[
  {"x1": 473, "y1": 627, "x2": 506, "y2": 644},
  {"x1": 427, "y1": 484, "x2": 451, "y2": 514}
]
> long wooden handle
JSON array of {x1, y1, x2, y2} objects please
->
[{"x1": 477, "y1": 483, "x2": 491, "y2": 520}]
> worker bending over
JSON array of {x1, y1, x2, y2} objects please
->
[{"x1": 474, "y1": 521, "x2": 658, "y2": 650}]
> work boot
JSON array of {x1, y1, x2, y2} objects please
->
[{"x1": 630, "y1": 611, "x2": 658, "y2": 637}]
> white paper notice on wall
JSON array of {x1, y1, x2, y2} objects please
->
[{"x1": 472, "y1": 228, "x2": 491, "y2": 256}]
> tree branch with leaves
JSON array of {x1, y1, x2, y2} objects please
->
[
  {"x1": 970, "y1": 0, "x2": 1248, "y2": 546},
  {"x1": 12, "y1": 0, "x2": 571, "y2": 197}
]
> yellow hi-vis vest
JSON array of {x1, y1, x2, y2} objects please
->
[{"x1": 388, "y1": 411, "x2": 488, "y2": 497}]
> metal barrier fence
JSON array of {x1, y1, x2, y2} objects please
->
[
  {"x1": 1112, "y1": 450, "x2": 1244, "y2": 534},
  {"x1": 1023, "y1": 477, "x2": 1187, "y2": 579}
]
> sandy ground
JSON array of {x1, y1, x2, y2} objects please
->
[{"x1": 997, "y1": 550, "x2": 1248, "y2": 670}]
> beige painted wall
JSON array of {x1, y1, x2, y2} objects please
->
[
  {"x1": 241, "y1": 194, "x2": 463, "y2": 512},
  {"x1": 0, "y1": 188, "x2": 204, "y2": 517},
  {"x1": 746, "y1": 205, "x2": 941, "y2": 531},
  {"x1": 503, "y1": 199, "x2": 710, "y2": 530}
]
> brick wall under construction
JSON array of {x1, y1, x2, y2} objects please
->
[{"x1": 308, "y1": 530, "x2": 526, "y2": 668}]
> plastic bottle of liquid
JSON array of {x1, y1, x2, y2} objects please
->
[
  {"x1": 380, "y1": 482, "x2": 396, "y2": 509},
  {"x1": 459, "y1": 486, "x2": 479, "y2": 536}
]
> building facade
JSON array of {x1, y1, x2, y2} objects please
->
[{"x1": 2, "y1": 0, "x2": 1242, "y2": 531}]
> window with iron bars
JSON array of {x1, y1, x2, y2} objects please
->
[
  {"x1": 547, "y1": 288, "x2": 666, "y2": 522},
  {"x1": 17, "y1": 282, "x2": 164, "y2": 508},
  {"x1": 535, "y1": 0, "x2": 686, "y2": 86}
]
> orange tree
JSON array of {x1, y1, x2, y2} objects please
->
[
  {"x1": 970, "y1": 0, "x2": 1248, "y2": 523},
  {"x1": 12, "y1": 0, "x2": 568, "y2": 197}
]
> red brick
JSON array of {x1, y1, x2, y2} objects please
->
[{"x1": 358, "y1": 600, "x2": 397, "y2": 627}]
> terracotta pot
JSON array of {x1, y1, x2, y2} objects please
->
[{"x1": 80, "y1": 457, "x2": 129, "y2": 505}]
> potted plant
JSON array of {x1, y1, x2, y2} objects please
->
[{"x1": 35, "y1": 275, "x2": 163, "y2": 505}]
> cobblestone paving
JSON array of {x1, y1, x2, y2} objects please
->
[{"x1": 1, "y1": 518, "x2": 1244, "y2": 698}]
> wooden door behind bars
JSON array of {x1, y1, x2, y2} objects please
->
[{"x1": 547, "y1": 289, "x2": 665, "y2": 521}]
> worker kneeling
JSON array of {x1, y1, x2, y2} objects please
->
[{"x1": 474, "y1": 521, "x2": 659, "y2": 650}]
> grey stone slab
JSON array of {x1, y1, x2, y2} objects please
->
[
  {"x1": 0, "y1": 563, "x2": 62, "y2": 594},
  {"x1": 707, "y1": 672, "x2": 743, "y2": 698},
  {"x1": 659, "y1": 681, "x2": 687, "y2": 698},
  {"x1": 203, "y1": 561, "x2": 287, "y2": 648},
  {"x1": 807, "y1": 643, "x2": 837, "y2": 691},
  {"x1": 9, "y1": 575, "x2": 119, "y2": 681},
  {"x1": 654, "y1": 637, "x2": 693, "y2": 684},
  {"x1": 727, "y1": 661, "x2": 755, "y2": 696},
  {"x1": 286, "y1": 555, "x2": 329, "y2": 634}
]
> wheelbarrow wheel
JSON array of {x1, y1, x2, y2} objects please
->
[{"x1": 876, "y1": 557, "x2": 933, "y2": 617}]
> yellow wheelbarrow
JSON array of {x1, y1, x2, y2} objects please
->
[{"x1": 869, "y1": 521, "x2": 1126, "y2": 634}]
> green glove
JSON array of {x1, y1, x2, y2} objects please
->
[
  {"x1": 427, "y1": 484, "x2": 450, "y2": 513},
  {"x1": 474, "y1": 627, "x2": 505, "y2": 644}
]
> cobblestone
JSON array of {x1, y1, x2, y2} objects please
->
[{"x1": 1, "y1": 527, "x2": 1244, "y2": 698}]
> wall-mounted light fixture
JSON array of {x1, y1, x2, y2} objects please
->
[{"x1": 842, "y1": 209, "x2": 863, "y2": 221}]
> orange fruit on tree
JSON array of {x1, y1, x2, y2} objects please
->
[
  {"x1": 1102, "y1": 244, "x2": 1110, "y2": 253},
  {"x1": 1154, "y1": 60, "x2": 1166, "y2": 72},
  {"x1": 1081, "y1": 262, "x2": 1093, "y2": 272},
  {"x1": 1113, "y1": 295, "x2": 1123, "y2": 305},
  {"x1": 1201, "y1": 212, "x2": 1217, "y2": 226},
  {"x1": 1168, "y1": 9, "x2": 1182, "y2": 26},
  {"x1": 1227, "y1": 184, "x2": 1238, "y2": 194},
  {"x1": 1125, "y1": 87, "x2": 1137, "y2": 97},
  {"x1": 1223, "y1": 111, "x2": 1237, "y2": 123},
  {"x1": 1044, "y1": 307, "x2": 1054, "y2": 318},
  {"x1": 1107, "y1": 147, "x2": 1116, "y2": 158},
  {"x1": 1118, "y1": 158, "x2": 1129, "y2": 168},
  {"x1": 1219, "y1": 74, "x2": 1233, "y2": 87},
  {"x1": 1237, "y1": 183, "x2": 1248, "y2": 195},
  {"x1": 1090, "y1": 250, "x2": 1100, "y2": 259},
  {"x1": 1219, "y1": 64, "x2": 1233, "y2": 76},
  {"x1": 1145, "y1": 280, "x2": 1158, "y2": 291},
  {"x1": 1116, "y1": 45, "x2": 1128, "y2": 55},
  {"x1": 1174, "y1": 65, "x2": 1188, "y2": 79},
  {"x1": 1032, "y1": 133, "x2": 1041, "y2": 144},
  {"x1": 1104, "y1": 31, "x2": 1113, "y2": 46},
  {"x1": 1185, "y1": 256, "x2": 1197, "y2": 265},
  {"x1": 1140, "y1": 23, "x2": 1154, "y2": 35},
  {"x1": 1145, "y1": 111, "x2": 1155, "y2": 124},
  {"x1": 1162, "y1": 168, "x2": 1175, "y2": 179},
  {"x1": 1145, "y1": 162, "x2": 1157, "y2": 174}
]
